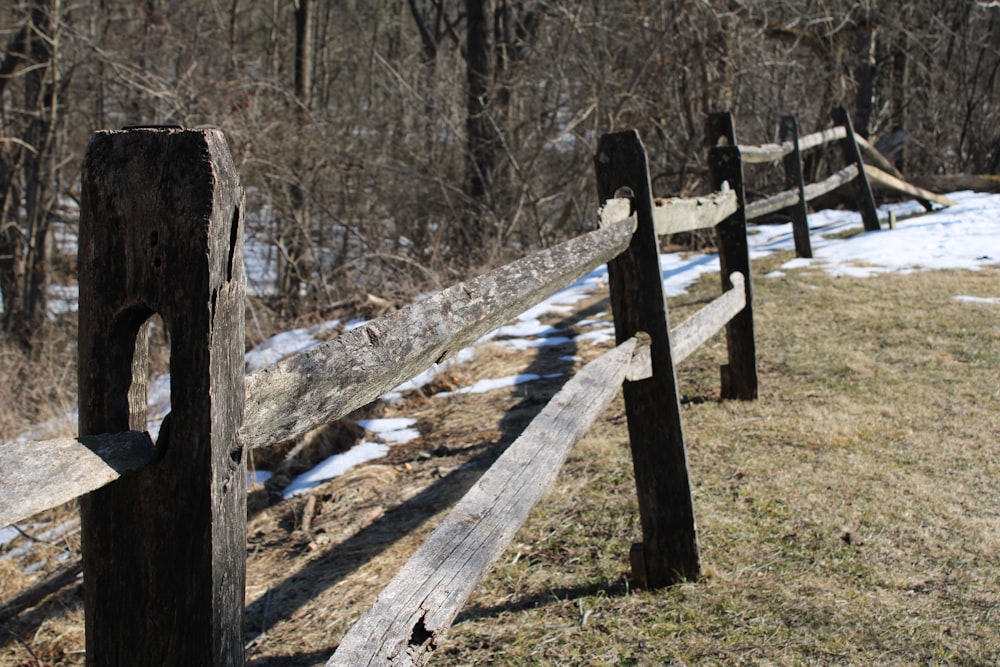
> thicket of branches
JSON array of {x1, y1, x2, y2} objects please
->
[{"x1": 1, "y1": 0, "x2": 997, "y2": 347}]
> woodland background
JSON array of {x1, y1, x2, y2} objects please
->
[{"x1": 0, "y1": 0, "x2": 998, "y2": 348}]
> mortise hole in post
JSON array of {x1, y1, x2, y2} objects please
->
[{"x1": 129, "y1": 312, "x2": 171, "y2": 444}]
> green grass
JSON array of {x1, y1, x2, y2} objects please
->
[{"x1": 437, "y1": 263, "x2": 1000, "y2": 666}]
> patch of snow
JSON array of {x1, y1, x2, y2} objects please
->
[
  {"x1": 574, "y1": 327, "x2": 617, "y2": 346},
  {"x1": 358, "y1": 418, "x2": 421, "y2": 444},
  {"x1": 495, "y1": 335, "x2": 576, "y2": 351},
  {"x1": 434, "y1": 372, "x2": 564, "y2": 398},
  {"x1": 577, "y1": 318, "x2": 611, "y2": 327},
  {"x1": 381, "y1": 346, "x2": 478, "y2": 403},
  {"x1": 245, "y1": 320, "x2": 341, "y2": 372},
  {"x1": 248, "y1": 470, "x2": 273, "y2": 486},
  {"x1": 1, "y1": 519, "x2": 78, "y2": 563},
  {"x1": 953, "y1": 295, "x2": 1000, "y2": 305},
  {"x1": 282, "y1": 441, "x2": 390, "y2": 498},
  {"x1": 0, "y1": 526, "x2": 22, "y2": 548},
  {"x1": 47, "y1": 284, "x2": 79, "y2": 318}
]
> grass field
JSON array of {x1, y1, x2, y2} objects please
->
[
  {"x1": 1, "y1": 252, "x2": 998, "y2": 666},
  {"x1": 434, "y1": 259, "x2": 1000, "y2": 666}
]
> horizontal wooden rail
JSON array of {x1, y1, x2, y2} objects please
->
[
  {"x1": 0, "y1": 217, "x2": 637, "y2": 528},
  {"x1": 0, "y1": 264, "x2": 737, "y2": 530},
  {"x1": 0, "y1": 431, "x2": 154, "y2": 527},
  {"x1": 327, "y1": 337, "x2": 639, "y2": 667},
  {"x1": 863, "y1": 164, "x2": 956, "y2": 207},
  {"x1": 241, "y1": 215, "x2": 636, "y2": 450},
  {"x1": 652, "y1": 190, "x2": 738, "y2": 236},
  {"x1": 739, "y1": 126, "x2": 847, "y2": 164},
  {"x1": 745, "y1": 165, "x2": 858, "y2": 220},
  {"x1": 0, "y1": 191, "x2": 752, "y2": 532},
  {"x1": 628, "y1": 272, "x2": 746, "y2": 380}
]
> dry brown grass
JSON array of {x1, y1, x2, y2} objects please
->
[{"x1": 2, "y1": 257, "x2": 999, "y2": 666}]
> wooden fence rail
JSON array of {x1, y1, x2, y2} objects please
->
[
  {"x1": 0, "y1": 210, "x2": 638, "y2": 528},
  {"x1": 713, "y1": 108, "x2": 954, "y2": 259},
  {"x1": 1, "y1": 124, "x2": 759, "y2": 665}
]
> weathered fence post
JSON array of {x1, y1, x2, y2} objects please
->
[
  {"x1": 832, "y1": 107, "x2": 880, "y2": 232},
  {"x1": 594, "y1": 130, "x2": 699, "y2": 588},
  {"x1": 706, "y1": 112, "x2": 758, "y2": 400},
  {"x1": 780, "y1": 115, "x2": 813, "y2": 258},
  {"x1": 78, "y1": 128, "x2": 246, "y2": 666}
]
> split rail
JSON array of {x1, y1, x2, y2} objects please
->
[
  {"x1": 710, "y1": 108, "x2": 954, "y2": 258},
  {"x1": 0, "y1": 112, "x2": 940, "y2": 664}
]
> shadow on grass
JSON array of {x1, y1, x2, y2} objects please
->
[
  {"x1": 453, "y1": 578, "x2": 631, "y2": 626},
  {"x1": 246, "y1": 297, "x2": 617, "y2": 660},
  {"x1": 0, "y1": 297, "x2": 620, "y2": 663}
]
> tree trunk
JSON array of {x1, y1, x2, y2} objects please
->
[
  {"x1": 464, "y1": 0, "x2": 496, "y2": 211},
  {"x1": 279, "y1": 0, "x2": 314, "y2": 308},
  {"x1": 853, "y1": 23, "x2": 876, "y2": 139},
  {"x1": 0, "y1": 0, "x2": 59, "y2": 348}
]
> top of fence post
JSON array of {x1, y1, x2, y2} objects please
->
[{"x1": 77, "y1": 127, "x2": 246, "y2": 666}]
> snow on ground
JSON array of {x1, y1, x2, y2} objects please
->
[
  {"x1": 271, "y1": 190, "x2": 1000, "y2": 496},
  {"x1": 432, "y1": 372, "x2": 566, "y2": 398},
  {"x1": 0, "y1": 519, "x2": 79, "y2": 569},
  {"x1": 12, "y1": 191, "x2": 1000, "y2": 500}
]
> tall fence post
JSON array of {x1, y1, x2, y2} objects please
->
[
  {"x1": 78, "y1": 128, "x2": 246, "y2": 666},
  {"x1": 706, "y1": 112, "x2": 758, "y2": 400},
  {"x1": 594, "y1": 130, "x2": 699, "y2": 588},
  {"x1": 832, "y1": 107, "x2": 881, "y2": 232},
  {"x1": 780, "y1": 115, "x2": 813, "y2": 258}
]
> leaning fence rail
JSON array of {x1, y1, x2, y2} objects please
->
[
  {"x1": 710, "y1": 108, "x2": 954, "y2": 259},
  {"x1": 0, "y1": 210, "x2": 638, "y2": 529},
  {"x1": 0, "y1": 113, "x2": 954, "y2": 665},
  {"x1": 0, "y1": 126, "x2": 756, "y2": 665}
]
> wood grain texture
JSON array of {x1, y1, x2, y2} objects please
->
[
  {"x1": 0, "y1": 217, "x2": 635, "y2": 528},
  {"x1": 241, "y1": 217, "x2": 635, "y2": 450},
  {"x1": 669, "y1": 272, "x2": 746, "y2": 366},
  {"x1": 327, "y1": 338, "x2": 638, "y2": 667},
  {"x1": 0, "y1": 431, "x2": 154, "y2": 527},
  {"x1": 596, "y1": 129, "x2": 700, "y2": 587},
  {"x1": 78, "y1": 128, "x2": 246, "y2": 666},
  {"x1": 651, "y1": 190, "x2": 738, "y2": 236}
]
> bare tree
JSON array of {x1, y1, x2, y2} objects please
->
[{"x1": 0, "y1": 0, "x2": 63, "y2": 348}]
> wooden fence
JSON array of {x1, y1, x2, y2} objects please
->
[
  {"x1": 709, "y1": 108, "x2": 955, "y2": 259},
  {"x1": 0, "y1": 114, "x2": 949, "y2": 665}
]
